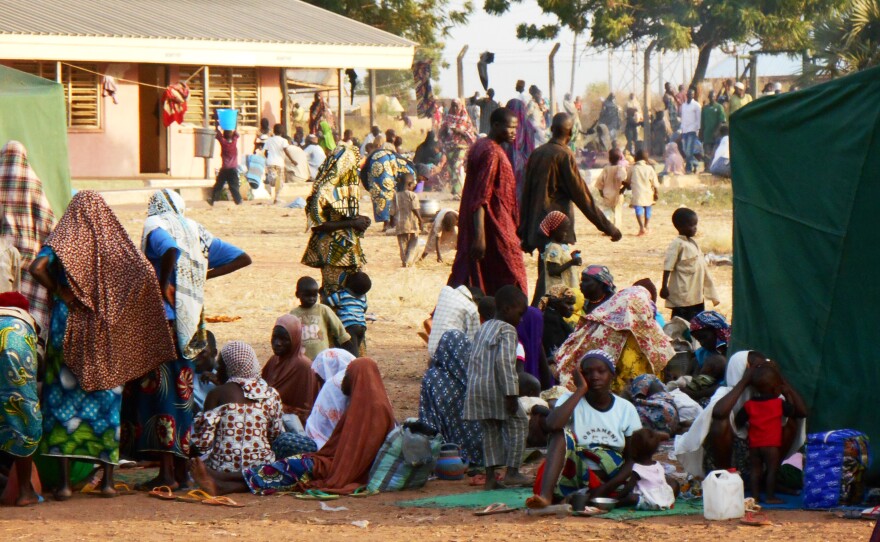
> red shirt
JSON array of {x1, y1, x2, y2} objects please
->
[
  {"x1": 216, "y1": 131, "x2": 239, "y2": 170},
  {"x1": 743, "y1": 398, "x2": 783, "y2": 448}
]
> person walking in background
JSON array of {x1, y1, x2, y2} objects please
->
[
  {"x1": 308, "y1": 92, "x2": 334, "y2": 136},
  {"x1": 679, "y1": 87, "x2": 701, "y2": 173},
  {"x1": 624, "y1": 93, "x2": 643, "y2": 154},
  {"x1": 562, "y1": 93, "x2": 583, "y2": 150},
  {"x1": 467, "y1": 93, "x2": 481, "y2": 129},
  {"x1": 729, "y1": 82, "x2": 753, "y2": 116},
  {"x1": 263, "y1": 123, "x2": 290, "y2": 203},
  {"x1": 478, "y1": 89, "x2": 500, "y2": 135},
  {"x1": 599, "y1": 94, "x2": 621, "y2": 143},
  {"x1": 439, "y1": 98, "x2": 477, "y2": 196},
  {"x1": 389, "y1": 173, "x2": 422, "y2": 268},
  {"x1": 627, "y1": 149, "x2": 660, "y2": 236},
  {"x1": 700, "y1": 90, "x2": 727, "y2": 170},
  {"x1": 211, "y1": 115, "x2": 242, "y2": 205},
  {"x1": 663, "y1": 83, "x2": 679, "y2": 131},
  {"x1": 594, "y1": 148, "x2": 629, "y2": 227}
]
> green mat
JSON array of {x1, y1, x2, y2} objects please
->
[
  {"x1": 596, "y1": 498, "x2": 703, "y2": 521},
  {"x1": 396, "y1": 488, "x2": 532, "y2": 509}
]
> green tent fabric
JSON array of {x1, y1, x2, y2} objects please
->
[
  {"x1": 0, "y1": 64, "x2": 72, "y2": 214},
  {"x1": 731, "y1": 66, "x2": 880, "y2": 478}
]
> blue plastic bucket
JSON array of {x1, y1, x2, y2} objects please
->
[{"x1": 217, "y1": 109, "x2": 238, "y2": 131}]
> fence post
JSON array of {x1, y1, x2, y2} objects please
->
[
  {"x1": 549, "y1": 43, "x2": 561, "y2": 114},
  {"x1": 457, "y1": 46, "x2": 469, "y2": 99}
]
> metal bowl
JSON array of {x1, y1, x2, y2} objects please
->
[
  {"x1": 589, "y1": 497, "x2": 618, "y2": 511},
  {"x1": 419, "y1": 198, "x2": 440, "y2": 219}
]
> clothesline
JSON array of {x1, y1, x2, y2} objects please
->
[{"x1": 60, "y1": 63, "x2": 204, "y2": 90}]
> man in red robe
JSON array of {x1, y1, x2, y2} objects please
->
[{"x1": 449, "y1": 108, "x2": 528, "y2": 296}]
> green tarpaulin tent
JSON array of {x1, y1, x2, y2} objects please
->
[
  {"x1": 0, "y1": 64, "x2": 71, "y2": 214},
  {"x1": 731, "y1": 66, "x2": 880, "y2": 477}
]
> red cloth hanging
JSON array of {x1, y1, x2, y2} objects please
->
[{"x1": 161, "y1": 82, "x2": 190, "y2": 127}]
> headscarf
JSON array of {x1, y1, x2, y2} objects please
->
[
  {"x1": 413, "y1": 132, "x2": 442, "y2": 165},
  {"x1": 690, "y1": 311, "x2": 731, "y2": 350},
  {"x1": 517, "y1": 306, "x2": 545, "y2": 381},
  {"x1": 663, "y1": 143, "x2": 685, "y2": 175},
  {"x1": 0, "y1": 291, "x2": 29, "y2": 311},
  {"x1": 261, "y1": 315, "x2": 320, "y2": 419},
  {"x1": 319, "y1": 120, "x2": 336, "y2": 153},
  {"x1": 505, "y1": 99, "x2": 537, "y2": 197},
  {"x1": 440, "y1": 99, "x2": 477, "y2": 148},
  {"x1": 309, "y1": 358, "x2": 397, "y2": 494},
  {"x1": 0, "y1": 141, "x2": 55, "y2": 329},
  {"x1": 221, "y1": 340, "x2": 276, "y2": 401},
  {"x1": 305, "y1": 349, "x2": 356, "y2": 449},
  {"x1": 419, "y1": 330, "x2": 483, "y2": 465},
  {"x1": 142, "y1": 188, "x2": 214, "y2": 358},
  {"x1": 583, "y1": 265, "x2": 616, "y2": 296},
  {"x1": 45, "y1": 191, "x2": 176, "y2": 391},
  {"x1": 628, "y1": 374, "x2": 678, "y2": 434},
  {"x1": 539, "y1": 210, "x2": 567, "y2": 237},
  {"x1": 538, "y1": 285, "x2": 577, "y2": 311},
  {"x1": 555, "y1": 287, "x2": 675, "y2": 387},
  {"x1": 581, "y1": 349, "x2": 616, "y2": 374}
]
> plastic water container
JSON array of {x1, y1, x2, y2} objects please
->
[
  {"x1": 217, "y1": 108, "x2": 238, "y2": 131},
  {"x1": 702, "y1": 469, "x2": 745, "y2": 520}
]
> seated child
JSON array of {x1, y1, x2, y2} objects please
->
[
  {"x1": 464, "y1": 285, "x2": 530, "y2": 489},
  {"x1": 540, "y1": 211, "x2": 582, "y2": 292},
  {"x1": 290, "y1": 276, "x2": 357, "y2": 359},
  {"x1": 518, "y1": 372, "x2": 551, "y2": 448},
  {"x1": 477, "y1": 296, "x2": 495, "y2": 324},
  {"x1": 326, "y1": 271, "x2": 371, "y2": 355},
  {"x1": 668, "y1": 354, "x2": 726, "y2": 407},
  {"x1": 735, "y1": 364, "x2": 805, "y2": 504},
  {"x1": 193, "y1": 331, "x2": 219, "y2": 414},
  {"x1": 388, "y1": 173, "x2": 421, "y2": 267},
  {"x1": 590, "y1": 427, "x2": 679, "y2": 510}
]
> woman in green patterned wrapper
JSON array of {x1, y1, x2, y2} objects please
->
[
  {"x1": 0, "y1": 292, "x2": 42, "y2": 506},
  {"x1": 303, "y1": 145, "x2": 371, "y2": 296}
]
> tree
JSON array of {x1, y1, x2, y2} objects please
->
[
  {"x1": 486, "y1": 0, "x2": 838, "y2": 88},
  {"x1": 805, "y1": 0, "x2": 880, "y2": 80}
]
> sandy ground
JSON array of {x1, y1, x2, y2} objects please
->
[{"x1": 2, "y1": 182, "x2": 874, "y2": 540}]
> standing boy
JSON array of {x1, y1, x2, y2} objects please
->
[
  {"x1": 264, "y1": 124, "x2": 291, "y2": 203},
  {"x1": 660, "y1": 207, "x2": 720, "y2": 322},
  {"x1": 211, "y1": 116, "x2": 242, "y2": 205},
  {"x1": 627, "y1": 149, "x2": 660, "y2": 236},
  {"x1": 389, "y1": 173, "x2": 422, "y2": 267},
  {"x1": 464, "y1": 285, "x2": 531, "y2": 489},
  {"x1": 290, "y1": 276, "x2": 358, "y2": 359}
]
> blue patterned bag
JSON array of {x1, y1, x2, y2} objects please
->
[{"x1": 803, "y1": 429, "x2": 870, "y2": 509}]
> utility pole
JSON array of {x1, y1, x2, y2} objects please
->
[
  {"x1": 570, "y1": 33, "x2": 578, "y2": 96},
  {"x1": 643, "y1": 41, "x2": 656, "y2": 157},
  {"x1": 369, "y1": 69, "x2": 376, "y2": 128},
  {"x1": 457, "y1": 45, "x2": 468, "y2": 99},
  {"x1": 607, "y1": 51, "x2": 613, "y2": 93},
  {"x1": 657, "y1": 50, "x2": 664, "y2": 97},
  {"x1": 549, "y1": 43, "x2": 561, "y2": 114}
]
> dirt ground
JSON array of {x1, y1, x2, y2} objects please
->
[{"x1": 2, "y1": 182, "x2": 874, "y2": 540}]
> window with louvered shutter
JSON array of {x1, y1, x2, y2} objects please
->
[
  {"x1": 8, "y1": 61, "x2": 101, "y2": 129},
  {"x1": 179, "y1": 66, "x2": 260, "y2": 128}
]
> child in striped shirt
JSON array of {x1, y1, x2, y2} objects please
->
[{"x1": 327, "y1": 271, "x2": 371, "y2": 355}]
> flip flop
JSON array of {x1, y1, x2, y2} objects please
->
[
  {"x1": 469, "y1": 473, "x2": 504, "y2": 486},
  {"x1": 177, "y1": 489, "x2": 214, "y2": 503},
  {"x1": 294, "y1": 489, "x2": 340, "y2": 501},
  {"x1": 740, "y1": 511, "x2": 772, "y2": 526},
  {"x1": 572, "y1": 506, "x2": 606, "y2": 517},
  {"x1": 474, "y1": 502, "x2": 517, "y2": 516},
  {"x1": 351, "y1": 486, "x2": 379, "y2": 498},
  {"x1": 202, "y1": 495, "x2": 245, "y2": 508},
  {"x1": 148, "y1": 486, "x2": 177, "y2": 501},
  {"x1": 861, "y1": 506, "x2": 880, "y2": 519}
]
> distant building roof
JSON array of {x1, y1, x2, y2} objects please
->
[{"x1": 0, "y1": 0, "x2": 415, "y2": 69}]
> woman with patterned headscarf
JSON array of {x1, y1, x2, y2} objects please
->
[
  {"x1": 128, "y1": 188, "x2": 251, "y2": 490},
  {"x1": 439, "y1": 98, "x2": 477, "y2": 195},
  {"x1": 193, "y1": 341, "x2": 284, "y2": 473},
  {"x1": 580, "y1": 264, "x2": 617, "y2": 317},
  {"x1": 689, "y1": 311, "x2": 731, "y2": 370},
  {"x1": 0, "y1": 141, "x2": 56, "y2": 332},
  {"x1": 303, "y1": 146, "x2": 371, "y2": 296},
  {"x1": 359, "y1": 147, "x2": 415, "y2": 230},
  {"x1": 30, "y1": 191, "x2": 175, "y2": 499},
  {"x1": 555, "y1": 286, "x2": 675, "y2": 394}
]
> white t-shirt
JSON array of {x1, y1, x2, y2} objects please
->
[
  {"x1": 285, "y1": 145, "x2": 310, "y2": 181},
  {"x1": 264, "y1": 135, "x2": 290, "y2": 167},
  {"x1": 711, "y1": 136, "x2": 730, "y2": 167},
  {"x1": 556, "y1": 392, "x2": 642, "y2": 452},
  {"x1": 304, "y1": 145, "x2": 326, "y2": 179}
]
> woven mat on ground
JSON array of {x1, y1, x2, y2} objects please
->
[
  {"x1": 396, "y1": 488, "x2": 532, "y2": 509},
  {"x1": 593, "y1": 498, "x2": 703, "y2": 521}
]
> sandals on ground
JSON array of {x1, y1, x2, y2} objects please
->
[
  {"x1": 148, "y1": 486, "x2": 177, "y2": 501},
  {"x1": 474, "y1": 502, "x2": 517, "y2": 516}
]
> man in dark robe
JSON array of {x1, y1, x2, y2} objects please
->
[
  {"x1": 518, "y1": 113, "x2": 623, "y2": 305},
  {"x1": 449, "y1": 108, "x2": 528, "y2": 296},
  {"x1": 478, "y1": 89, "x2": 500, "y2": 135}
]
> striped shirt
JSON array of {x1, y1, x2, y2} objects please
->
[
  {"x1": 327, "y1": 289, "x2": 367, "y2": 328},
  {"x1": 464, "y1": 319, "x2": 520, "y2": 421}
]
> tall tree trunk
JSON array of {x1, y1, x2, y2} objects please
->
[{"x1": 689, "y1": 42, "x2": 715, "y2": 89}]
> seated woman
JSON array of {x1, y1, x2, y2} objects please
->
[
  {"x1": 419, "y1": 330, "x2": 483, "y2": 467},
  {"x1": 193, "y1": 342, "x2": 284, "y2": 473},
  {"x1": 261, "y1": 314, "x2": 319, "y2": 424},
  {"x1": 192, "y1": 357, "x2": 396, "y2": 496},
  {"x1": 580, "y1": 265, "x2": 617, "y2": 317},
  {"x1": 526, "y1": 350, "x2": 642, "y2": 508},
  {"x1": 555, "y1": 286, "x2": 675, "y2": 394},
  {"x1": 689, "y1": 311, "x2": 730, "y2": 373},
  {"x1": 625, "y1": 374, "x2": 679, "y2": 435},
  {"x1": 272, "y1": 348, "x2": 356, "y2": 458},
  {"x1": 673, "y1": 351, "x2": 807, "y2": 480}
]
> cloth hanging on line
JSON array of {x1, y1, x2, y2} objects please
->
[
  {"x1": 161, "y1": 82, "x2": 190, "y2": 127},
  {"x1": 102, "y1": 76, "x2": 119, "y2": 105},
  {"x1": 412, "y1": 61, "x2": 435, "y2": 119}
]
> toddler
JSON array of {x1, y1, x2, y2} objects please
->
[
  {"x1": 389, "y1": 173, "x2": 421, "y2": 267},
  {"x1": 327, "y1": 271, "x2": 371, "y2": 355},
  {"x1": 540, "y1": 211, "x2": 582, "y2": 292}
]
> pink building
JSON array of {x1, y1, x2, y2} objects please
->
[{"x1": 0, "y1": 0, "x2": 414, "y2": 179}]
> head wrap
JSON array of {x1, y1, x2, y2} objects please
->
[
  {"x1": 582, "y1": 265, "x2": 616, "y2": 295},
  {"x1": 538, "y1": 285, "x2": 577, "y2": 311},
  {"x1": 539, "y1": 211, "x2": 567, "y2": 237},
  {"x1": 221, "y1": 341, "x2": 261, "y2": 382},
  {"x1": 0, "y1": 291, "x2": 29, "y2": 311},
  {"x1": 689, "y1": 311, "x2": 731, "y2": 350},
  {"x1": 580, "y1": 349, "x2": 616, "y2": 375},
  {"x1": 261, "y1": 315, "x2": 320, "y2": 419}
]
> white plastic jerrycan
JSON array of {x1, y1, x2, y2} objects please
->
[{"x1": 703, "y1": 469, "x2": 745, "y2": 520}]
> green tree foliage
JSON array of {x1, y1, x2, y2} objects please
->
[
  {"x1": 485, "y1": 0, "x2": 836, "y2": 88},
  {"x1": 805, "y1": 0, "x2": 880, "y2": 80}
]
